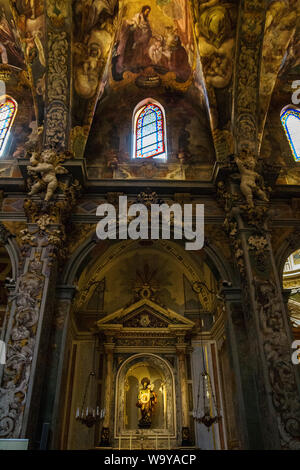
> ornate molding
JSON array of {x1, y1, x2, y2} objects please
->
[
  {"x1": 0, "y1": 253, "x2": 45, "y2": 438},
  {"x1": 45, "y1": 31, "x2": 69, "y2": 149},
  {"x1": 233, "y1": 0, "x2": 267, "y2": 154}
]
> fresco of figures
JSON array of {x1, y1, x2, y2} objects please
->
[
  {"x1": 73, "y1": 0, "x2": 119, "y2": 100},
  {"x1": 8, "y1": 0, "x2": 46, "y2": 127},
  {"x1": 259, "y1": 1, "x2": 299, "y2": 134},
  {"x1": 112, "y1": 0, "x2": 193, "y2": 83},
  {"x1": 191, "y1": 0, "x2": 237, "y2": 90},
  {"x1": 11, "y1": 0, "x2": 45, "y2": 68},
  {"x1": 0, "y1": 4, "x2": 24, "y2": 69}
]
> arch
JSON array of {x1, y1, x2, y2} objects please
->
[
  {"x1": 280, "y1": 105, "x2": 300, "y2": 162},
  {"x1": 62, "y1": 234, "x2": 235, "y2": 294},
  {"x1": 114, "y1": 353, "x2": 176, "y2": 438},
  {"x1": 132, "y1": 98, "x2": 167, "y2": 160},
  {"x1": 0, "y1": 96, "x2": 17, "y2": 157}
]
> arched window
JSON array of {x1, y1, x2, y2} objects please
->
[
  {"x1": 280, "y1": 106, "x2": 300, "y2": 162},
  {"x1": 133, "y1": 100, "x2": 167, "y2": 160},
  {"x1": 0, "y1": 96, "x2": 17, "y2": 157}
]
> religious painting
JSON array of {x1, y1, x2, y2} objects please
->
[
  {"x1": 0, "y1": 4, "x2": 25, "y2": 69},
  {"x1": 112, "y1": 0, "x2": 193, "y2": 83},
  {"x1": 191, "y1": 0, "x2": 237, "y2": 89},
  {"x1": 11, "y1": 0, "x2": 45, "y2": 68},
  {"x1": 73, "y1": 0, "x2": 119, "y2": 100}
]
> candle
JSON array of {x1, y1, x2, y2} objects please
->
[
  {"x1": 155, "y1": 435, "x2": 158, "y2": 450},
  {"x1": 130, "y1": 434, "x2": 132, "y2": 450},
  {"x1": 119, "y1": 436, "x2": 121, "y2": 450}
]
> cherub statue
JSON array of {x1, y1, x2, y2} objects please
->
[
  {"x1": 27, "y1": 149, "x2": 68, "y2": 201},
  {"x1": 235, "y1": 150, "x2": 269, "y2": 208}
]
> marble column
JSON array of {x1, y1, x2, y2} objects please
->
[
  {"x1": 176, "y1": 337, "x2": 191, "y2": 446},
  {"x1": 100, "y1": 339, "x2": 114, "y2": 446}
]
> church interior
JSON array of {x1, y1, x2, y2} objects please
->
[{"x1": 0, "y1": 0, "x2": 300, "y2": 451}]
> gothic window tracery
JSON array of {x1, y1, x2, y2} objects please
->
[
  {"x1": 133, "y1": 101, "x2": 167, "y2": 160},
  {"x1": 0, "y1": 96, "x2": 17, "y2": 157},
  {"x1": 280, "y1": 106, "x2": 300, "y2": 162}
]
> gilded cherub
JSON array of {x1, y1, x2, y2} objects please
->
[
  {"x1": 235, "y1": 150, "x2": 269, "y2": 208},
  {"x1": 27, "y1": 149, "x2": 68, "y2": 201}
]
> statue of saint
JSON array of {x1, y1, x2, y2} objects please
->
[{"x1": 136, "y1": 377, "x2": 157, "y2": 428}]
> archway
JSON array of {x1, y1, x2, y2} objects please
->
[{"x1": 56, "y1": 238, "x2": 233, "y2": 449}]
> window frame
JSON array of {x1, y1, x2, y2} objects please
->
[
  {"x1": 0, "y1": 95, "x2": 17, "y2": 157},
  {"x1": 280, "y1": 105, "x2": 300, "y2": 162},
  {"x1": 132, "y1": 99, "x2": 167, "y2": 160}
]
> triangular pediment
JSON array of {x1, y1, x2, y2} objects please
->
[{"x1": 96, "y1": 298, "x2": 194, "y2": 332}]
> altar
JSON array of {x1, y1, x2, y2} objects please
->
[{"x1": 96, "y1": 295, "x2": 195, "y2": 449}]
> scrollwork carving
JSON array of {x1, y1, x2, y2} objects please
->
[
  {"x1": 0, "y1": 255, "x2": 45, "y2": 438},
  {"x1": 254, "y1": 277, "x2": 300, "y2": 449},
  {"x1": 45, "y1": 32, "x2": 69, "y2": 149}
]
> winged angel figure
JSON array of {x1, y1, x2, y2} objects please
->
[{"x1": 27, "y1": 149, "x2": 69, "y2": 201}]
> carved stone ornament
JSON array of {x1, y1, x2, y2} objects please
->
[
  {"x1": 254, "y1": 277, "x2": 300, "y2": 449},
  {"x1": 0, "y1": 255, "x2": 45, "y2": 438},
  {"x1": 26, "y1": 149, "x2": 74, "y2": 202}
]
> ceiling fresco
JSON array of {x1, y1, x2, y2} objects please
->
[
  {"x1": 259, "y1": 1, "x2": 299, "y2": 140},
  {"x1": 9, "y1": 0, "x2": 46, "y2": 126},
  {"x1": 191, "y1": 0, "x2": 238, "y2": 133},
  {"x1": 111, "y1": 0, "x2": 194, "y2": 85},
  {"x1": 83, "y1": 0, "x2": 217, "y2": 179},
  {"x1": 0, "y1": 3, "x2": 25, "y2": 69},
  {"x1": 260, "y1": 4, "x2": 300, "y2": 184},
  {"x1": 0, "y1": 1, "x2": 35, "y2": 171},
  {"x1": 0, "y1": 1, "x2": 299, "y2": 182}
]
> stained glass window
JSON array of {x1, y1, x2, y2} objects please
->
[
  {"x1": 134, "y1": 103, "x2": 166, "y2": 159},
  {"x1": 281, "y1": 107, "x2": 300, "y2": 162}
]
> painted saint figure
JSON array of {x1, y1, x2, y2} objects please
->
[
  {"x1": 136, "y1": 377, "x2": 157, "y2": 428},
  {"x1": 112, "y1": 4, "x2": 191, "y2": 82},
  {"x1": 113, "y1": 5, "x2": 152, "y2": 78}
]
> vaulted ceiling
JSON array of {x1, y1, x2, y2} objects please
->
[{"x1": 0, "y1": 0, "x2": 299, "y2": 181}]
